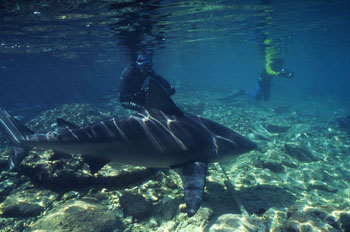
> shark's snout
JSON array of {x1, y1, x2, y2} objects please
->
[{"x1": 243, "y1": 137, "x2": 258, "y2": 152}]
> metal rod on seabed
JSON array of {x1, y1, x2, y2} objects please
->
[{"x1": 215, "y1": 162, "x2": 249, "y2": 216}]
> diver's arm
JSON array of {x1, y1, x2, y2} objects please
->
[
  {"x1": 119, "y1": 64, "x2": 146, "y2": 111},
  {"x1": 119, "y1": 65, "x2": 134, "y2": 93},
  {"x1": 265, "y1": 62, "x2": 294, "y2": 80}
]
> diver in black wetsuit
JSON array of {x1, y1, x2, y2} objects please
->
[{"x1": 119, "y1": 53, "x2": 175, "y2": 111}]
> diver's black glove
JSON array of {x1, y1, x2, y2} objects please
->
[
  {"x1": 120, "y1": 90, "x2": 147, "y2": 111},
  {"x1": 287, "y1": 72, "x2": 295, "y2": 79},
  {"x1": 280, "y1": 68, "x2": 295, "y2": 79},
  {"x1": 121, "y1": 101, "x2": 143, "y2": 111},
  {"x1": 169, "y1": 86, "x2": 176, "y2": 95}
]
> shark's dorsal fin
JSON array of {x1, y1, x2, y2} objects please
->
[
  {"x1": 56, "y1": 118, "x2": 79, "y2": 130},
  {"x1": 144, "y1": 79, "x2": 183, "y2": 116}
]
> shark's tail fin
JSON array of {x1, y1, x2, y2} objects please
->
[{"x1": 0, "y1": 108, "x2": 33, "y2": 170}]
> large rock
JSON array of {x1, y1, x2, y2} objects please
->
[
  {"x1": 0, "y1": 189, "x2": 58, "y2": 218},
  {"x1": 30, "y1": 200, "x2": 124, "y2": 232},
  {"x1": 280, "y1": 203, "x2": 341, "y2": 231},
  {"x1": 237, "y1": 185, "x2": 296, "y2": 214},
  {"x1": 119, "y1": 192, "x2": 153, "y2": 220},
  {"x1": 283, "y1": 143, "x2": 319, "y2": 162},
  {"x1": 264, "y1": 123, "x2": 290, "y2": 133},
  {"x1": 171, "y1": 207, "x2": 213, "y2": 232},
  {"x1": 208, "y1": 214, "x2": 266, "y2": 232},
  {"x1": 338, "y1": 212, "x2": 350, "y2": 232},
  {"x1": 96, "y1": 162, "x2": 156, "y2": 187},
  {"x1": 307, "y1": 180, "x2": 338, "y2": 193},
  {"x1": 257, "y1": 160, "x2": 284, "y2": 173},
  {"x1": 0, "y1": 171, "x2": 27, "y2": 202}
]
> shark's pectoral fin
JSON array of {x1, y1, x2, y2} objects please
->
[
  {"x1": 82, "y1": 155, "x2": 110, "y2": 174},
  {"x1": 177, "y1": 161, "x2": 208, "y2": 217}
]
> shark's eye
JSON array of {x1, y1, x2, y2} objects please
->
[{"x1": 50, "y1": 132, "x2": 58, "y2": 138}]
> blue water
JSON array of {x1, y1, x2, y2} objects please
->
[{"x1": 0, "y1": 0, "x2": 349, "y2": 115}]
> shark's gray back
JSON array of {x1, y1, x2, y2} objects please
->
[{"x1": 35, "y1": 108, "x2": 217, "y2": 168}]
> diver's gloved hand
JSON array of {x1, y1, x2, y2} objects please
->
[
  {"x1": 287, "y1": 71, "x2": 295, "y2": 79},
  {"x1": 140, "y1": 88, "x2": 148, "y2": 95},
  {"x1": 169, "y1": 86, "x2": 176, "y2": 95},
  {"x1": 280, "y1": 68, "x2": 295, "y2": 79},
  {"x1": 121, "y1": 101, "x2": 143, "y2": 111}
]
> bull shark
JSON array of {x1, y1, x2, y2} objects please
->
[{"x1": 0, "y1": 80, "x2": 257, "y2": 216}]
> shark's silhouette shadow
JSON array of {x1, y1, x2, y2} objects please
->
[
  {"x1": 202, "y1": 184, "x2": 296, "y2": 231},
  {"x1": 204, "y1": 182, "x2": 296, "y2": 216}
]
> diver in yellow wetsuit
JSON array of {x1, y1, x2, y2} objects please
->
[
  {"x1": 250, "y1": 1, "x2": 295, "y2": 101},
  {"x1": 252, "y1": 37, "x2": 294, "y2": 101},
  {"x1": 219, "y1": 2, "x2": 295, "y2": 102},
  {"x1": 218, "y1": 37, "x2": 294, "y2": 103}
]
